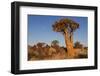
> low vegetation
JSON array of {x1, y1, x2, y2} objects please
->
[{"x1": 28, "y1": 40, "x2": 88, "y2": 61}]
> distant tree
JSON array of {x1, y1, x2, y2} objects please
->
[
  {"x1": 45, "y1": 44, "x2": 50, "y2": 48},
  {"x1": 51, "y1": 40, "x2": 59, "y2": 46},
  {"x1": 84, "y1": 47, "x2": 88, "y2": 50},
  {"x1": 52, "y1": 18, "x2": 79, "y2": 58},
  {"x1": 74, "y1": 41, "x2": 83, "y2": 48},
  {"x1": 36, "y1": 42, "x2": 45, "y2": 48}
]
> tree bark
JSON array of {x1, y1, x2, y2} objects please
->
[
  {"x1": 70, "y1": 32, "x2": 73, "y2": 47},
  {"x1": 64, "y1": 30, "x2": 75, "y2": 58}
]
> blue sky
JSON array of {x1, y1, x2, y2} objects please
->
[{"x1": 28, "y1": 15, "x2": 88, "y2": 47}]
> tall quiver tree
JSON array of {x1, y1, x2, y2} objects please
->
[{"x1": 52, "y1": 18, "x2": 79, "y2": 58}]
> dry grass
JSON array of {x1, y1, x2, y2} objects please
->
[{"x1": 28, "y1": 42, "x2": 88, "y2": 61}]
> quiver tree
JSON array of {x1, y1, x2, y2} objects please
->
[{"x1": 52, "y1": 18, "x2": 79, "y2": 58}]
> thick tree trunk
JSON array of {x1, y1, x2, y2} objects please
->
[
  {"x1": 70, "y1": 32, "x2": 73, "y2": 46},
  {"x1": 64, "y1": 31, "x2": 75, "y2": 58}
]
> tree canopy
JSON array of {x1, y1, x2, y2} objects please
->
[{"x1": 52, "y1": 18, "x2": 79, "y2": 34}]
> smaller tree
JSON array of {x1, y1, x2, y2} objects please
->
[
  {"x1": 51, "y1": 40, "x2": 59, "y2": 46},
  {"x1": 74, "y1": 41, "x2": 83, "y2": 49},
  {"x1": 36, "y1": 42, "x2": 45, "y2": 48},
  {"x1": 84, "y1": 47, "x2": 88, "y2": 50}
]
